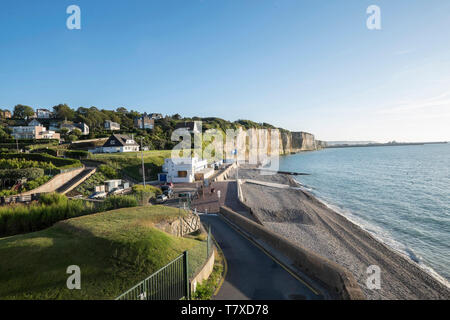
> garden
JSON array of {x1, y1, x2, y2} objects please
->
[{"x1": 0, "y1": 154, "x2": 82, "y2": 197}]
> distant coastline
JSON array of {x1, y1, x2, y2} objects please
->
[{"x1": 326, "y1": 141, "x2": 448, "y2": 149}]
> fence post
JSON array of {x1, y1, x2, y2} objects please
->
[
  {"x1": 207, "y1": 224, "x2": 212, "y2": 258},
  {"x1": 183, "y1": 250, "x2": 190, "y2": 300}
]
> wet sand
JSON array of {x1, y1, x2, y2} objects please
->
[{"x1": 234, "y1": 165, "x2": 450, "y2": 300}]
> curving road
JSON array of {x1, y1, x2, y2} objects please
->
[{"x1": 200, "y1": 214, "x2": 323, "y2": 300}]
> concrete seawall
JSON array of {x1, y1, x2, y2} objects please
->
[{"x1": 219, "y1": 206, "x2": 365, "y2": 300}]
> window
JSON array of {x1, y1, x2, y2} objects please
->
[{"x1": 178, "y1": 171, "x2": 188, "y2": 178}]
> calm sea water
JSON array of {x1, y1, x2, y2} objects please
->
[{"x1": 279, "y1": 143, "x2": 450, "y2": 283}]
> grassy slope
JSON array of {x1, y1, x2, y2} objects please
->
[
  {"x1": 90, "y1": 150, "x2": 172, "y2": 181},
  {"x1": 0, "y1": 205, "x2": 206, "y2": 300}
]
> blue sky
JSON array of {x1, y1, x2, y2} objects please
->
[{"x1": 1, "y1": 0, "x2": 450, "y2": 142}]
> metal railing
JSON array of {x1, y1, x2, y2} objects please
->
[
  {"x1": 115, "y1": 219, "x2": 214, "y2": 301},
  {"x1": 116, "y1": 251, "x2": 190, "y2": 300}
]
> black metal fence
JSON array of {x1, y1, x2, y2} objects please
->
[{"x1": 115, "y1": 251, "x2": 190, "y2": 300}]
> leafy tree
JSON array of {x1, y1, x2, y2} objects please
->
[
  {"x1": 53, "y1": 104, "x2": 75, "y2": 120},
  {"x1": 13, "y1": 105, "x2": 35, "y2": 119},
  {"x1": 67, "y1": 134, "x2": 78, "y2": 143}
]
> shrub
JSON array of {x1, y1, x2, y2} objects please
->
[
  {"x1": 0, "y1": 194, "x2": 95, "y2": 237},
  {"x1": 0, "y1": 158, "x2": 56, "y2": 170},
  {"x1": 64, "y1": 150, "x2": 89, "y2": 159},
  {"x1": 22, "y1": 176, "x2": 51, "y2": 192},
  {"x1": 39, "y1": 193, "x2": 68, "y2": 206},
  {"x1": 98, "y1": 164, "x2": 119, "y2": 179},
  {"x1": 132, "y1": 185, "x2": 162, "y2": 206},
  {"x1": 0, "y1": 168, "x2": 44, "y2": 184},
  {"x1": 100, "y1": 195, "x2": 138, "y2": 211},
  {"x1": 0, "y1": 153, "x2": 81, "y2": 170}
]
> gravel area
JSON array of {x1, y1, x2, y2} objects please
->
[{"x1": 238, "y1": 167, "x2": 450, "y2": 300}]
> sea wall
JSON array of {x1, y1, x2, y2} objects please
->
[{"x1": 220, "y1": 206, "x2": 365, "y2": 300}]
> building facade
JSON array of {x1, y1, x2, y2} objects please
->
[
  {"x1": 161, "y1": 157, "x2": 213, "y2": 183},
  {"x1": 0, "y1": 110, "x2": 12, "y2": 119},
  {"x1": 174, "y1": 121, "x2": 201, "y2": 134},
  {"x1": 36, "y1": 109, "x2": 53, "y2": 119},
  {"x1": 100, "y1": 134, "x2": 139, "y2": 153},
  {"x1": 104, "y1": 120, "x2": 120, "y2": 131},
  {"x1": 12, "y1": 121, "x2": 60, "y2": 140},
  {"x1": 61, "y1": 122, "x2": 90, "y2": 135},
  {"x1": 134, "y1": 113, "x2": 155, "y2": 130}
]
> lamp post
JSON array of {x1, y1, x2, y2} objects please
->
[{"x1": 141, "y1": 137, "x2": 146, "y2": 186}]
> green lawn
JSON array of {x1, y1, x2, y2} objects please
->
[
  {"x1": 89, "y1": 150, "x2": 172, "y2": 181},
  {"x1": 0, "y1": 205, "x2": 206, "y2": 300}
]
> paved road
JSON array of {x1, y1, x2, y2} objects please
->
[{"x1": 201, "y1": 214, "x2": 322, "y2": 300}]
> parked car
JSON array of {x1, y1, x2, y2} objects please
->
[{"x1": 156, "y1": 194, "x2": 168, "y2": 204}]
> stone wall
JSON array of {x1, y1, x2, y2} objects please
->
[{"x1": 190, "y1": 250, "x2": 215, "y2": 294}]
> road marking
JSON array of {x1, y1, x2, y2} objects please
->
[{"x1": 217, "y1": 215, "x2": 321, "y2": 296}]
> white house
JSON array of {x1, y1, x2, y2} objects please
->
[
  {"x1": 104, "y1": 120, "x2": 120, "y2": 131},
  {"x1": 161, "y1": 157, "x2": 214, "y2": 183},
  {"x1": 100, "y1": 134, "x2": 139, "y2": 153},
  {"x1": 61, "y1": 122, "x2": 90, "y2": 135},
  {"x1": 174, "y1": 121, "x2": 201, "y2": 134},
  {"x1": 36, "y1": 108, "x2": 53, "y2": 119}
]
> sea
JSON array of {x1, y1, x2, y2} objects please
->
[{"x1": 279, "y1": 143, "x2": 450, "y2": 285}]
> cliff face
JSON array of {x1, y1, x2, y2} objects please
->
[
  {"x1": 280, "y1": 131, "x2": 326, "y2": 154},
  {"x1": 225, "y1": 127, "x2": 325, "y2": 159},
  {"x1": 270, "y1": 129, "x2": 326, "y2": 154}
]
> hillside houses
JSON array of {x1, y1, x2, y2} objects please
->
[{"x1": 11, "y1": 120, "x2": 60, "y2": 141}]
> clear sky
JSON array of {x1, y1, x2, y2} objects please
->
[{"x1": 1, "y1": 0, "x2": 450, "y2": 142}]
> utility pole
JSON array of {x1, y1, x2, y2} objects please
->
[{"x1": 141, "y1": 137, "x2": 146, "y2": 186}]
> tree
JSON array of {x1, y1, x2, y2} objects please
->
[
  {"x1": 67, "y1": 134, "x2": 78, "y2": 143},
  {"x1": 72, "y1": 128, "x2": 82, "y2": 137},
  {"x1": 53, "y1": 104, "x2": 75, "y2": 121},
  {"x1": 13, "y1": 105, "x2": 35, "y2": 119}
]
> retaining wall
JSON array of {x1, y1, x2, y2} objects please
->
[
  {"x1": 236, "y1": 179, "x2": 263, "y2": 224},
  {"x1": 20, "y1": 166, "x2": 85, "y2": 196},
  {"x1": 214, "y1": 162, "x2": 238, "y2": 182},
  {"x1": 190, "y1": 250, "x2": 215, "y2": 294},
  {"x1": 61, "y1": 167, "x2": 97, "y2": 195},
  {"x1": 220, "y1": 206, "x2": 365, "y2": 300}
]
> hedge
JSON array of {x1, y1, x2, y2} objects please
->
[
  {"x1": 0, "y1": 194, "x2": 139, "y2": 237},
  {"x1": 0, "y1": 139, "x2": 58, "y2": 145},
  {"x1": 0, "y1": 168, "x2": 44, "y2": 183},
  {"x1": 0, "y1": 153, "x2": 82, "y2": 170},
  {"x1": 64, "y1": 150, "x2": 89, "y2": 159}
]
